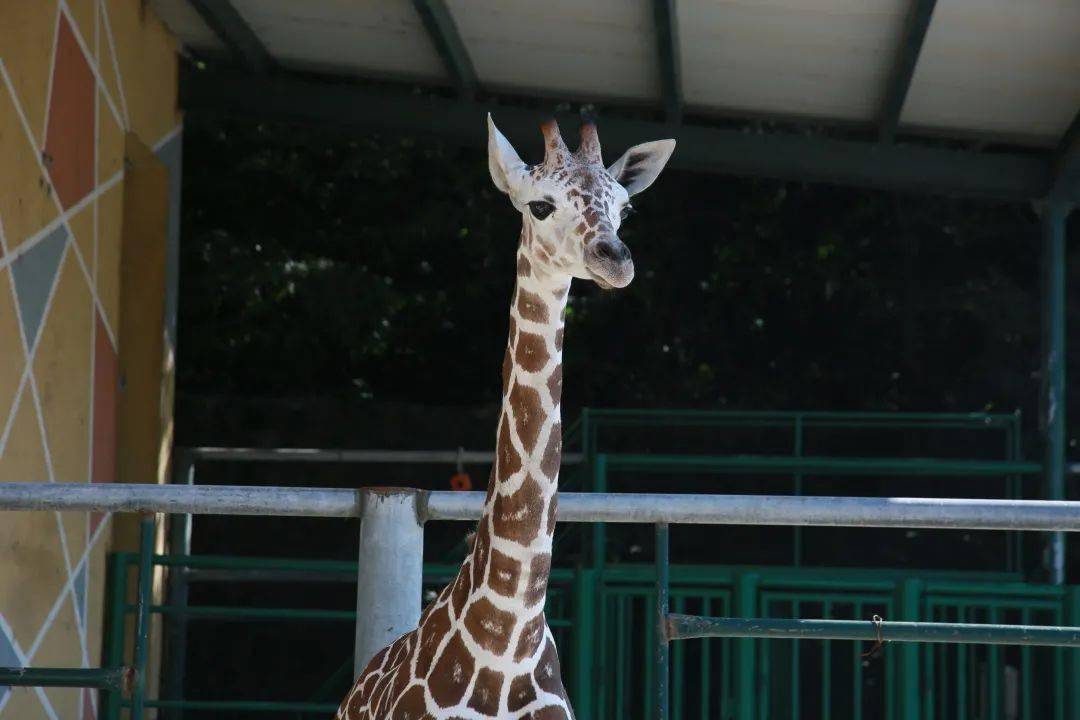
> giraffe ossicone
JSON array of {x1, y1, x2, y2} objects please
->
[{"x1": 338, "y1": 115, "x2": 675, "y2": 720}]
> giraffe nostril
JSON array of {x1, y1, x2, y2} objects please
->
[{"x1": 594, "y1": 240, "x2": 630, "y2": 264}]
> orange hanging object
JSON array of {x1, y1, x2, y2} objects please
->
[{"x1": 450, "y1": 472, "x2": 473, "y2": 491}]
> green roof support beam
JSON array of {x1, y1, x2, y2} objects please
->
[
  {"x1": 188, "y1": 0, "x2": 275, "y2": 74},
  {"x1": 180, "y1": 68, "x2": 1071, "y2": 203},
  {"x1": 411, "y1": 0, "x2": 478, "y2": 99},
  {"x1": 878, "y1": 0, "x2": 937, "y2": 143},
  {"x1": 653, "y1": 0, "x2": 682, "y2": 122}
]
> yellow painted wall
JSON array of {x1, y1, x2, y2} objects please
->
[{"x1": 0, "y1": 2, "x2": 180, "y2": 717}]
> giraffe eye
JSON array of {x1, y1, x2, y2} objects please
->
[
  {"x1": 620, "y1": 204, "x2": 636, "y2": 221},
  {"x1": 528, "y1": 201, "x2": 555, "y2": 220}
]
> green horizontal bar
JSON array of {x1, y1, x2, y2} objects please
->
[
  {"x1": 124, "y1": 605, "x2": 355, "y2": 621},
  {"x1": 131, "y1": 699, "x2": 338, "y2": 713},
  {"x1": 0, "y1": 666, "x2": 128, "y2": 690},
  {"x1": 925, "y1": 582, "x2": 1067, "y2": 598},
  {"x1": 668, "y1": 614, "x2": 1080, "y2": 647},
  {"x1": 584, "y1": 409, "x2": 1016, "y2": 423},
  {"x1": 604, "y1": 454, "x2": 1041, "y2": 476}
]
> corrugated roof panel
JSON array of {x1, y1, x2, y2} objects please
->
[
  {"x1": 678, "y1": 0, "x2": 909, "y2": 122},
  {"x1": 447, "y1": 0, "x2": 660, "y2": 102},
  {"x1": 230, "y1": 0, "x2": 446, "y2": 82},
  {"x1": 900, "y1": 0, "x2": 1080, "y2": 146}
]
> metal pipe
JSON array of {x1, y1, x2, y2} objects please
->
[
  {"x1": 353, "y1": 489, "x2": 424, "y2": 677},
  {"x1": 4, "y1": 483, "x2": 1080, "y2": 532},
  {"x1": 183, "y1": 446, "x2": 583, "y2": 465},
  {"x1": 1040, "y1": 201, "x2": 1070, "y2": 584},
  {"x1": 668, "y1": 614, "x2": 1080, "y2": 647},
  {"x1": 0, "y1": 667, "x2": 129, "y2": 690}
]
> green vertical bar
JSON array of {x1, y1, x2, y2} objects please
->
[
  {"x1": 791, "y1": 599, "x2": 800, "y2": 720},
  {"x1": 898, "y1": 579, "x2": 922, "y2": 720},
  {"x1": 571, "y1": 567, "x2": 595, "y2": 720},
  {"x1": 653, "y1": 523, "x2": 669, "y2": 720},
  {"x1": 988, "y1": 606, "x2": 1000, "y2": 720},
  {"x1": 592, "y1": 453, "x2": 608, "y2": 720},
  {"x1": 132, "y1": 516, "x2": 155, "y2": 719},
  {"x1": 701, "y1": 596, "x2": 712, "y2": 720},
  {"x1": 793, "y1": 415, "x2": 804, "y2": 567},
  {"x1": 615, "y1": 594, "x2": 626, "y2": 719},
  {"x1": 1040, "y1": 201, "x2": 1068, "y2": 585},
  {"x1": 1021, "y1": 607, "x2": 1032, "y2": 720},
  {"x1": 1054, "y1": 604, "x2": 1065, "y2": 720},
  {"x1": 1068, "y1": 588, "x2": 1080, "y2": 720},
  {"x1": 853, "y1": 601, "x2": 863, "y2": 720},
  {"x1": 735, "y1": 573, "x2": 759, "y2": 720},
  {"x1": 956, "y1": 606, "x2": 967, "y2": 720},
  {"x1": 822, "y1": 600, "x2": 831, "y2": 720},
  {"x1": 104, "y1": 553, "x2": 129, "y2": 720},
  {"x1": 672, "y1": 595, "x2": 684, "y2": 720}
]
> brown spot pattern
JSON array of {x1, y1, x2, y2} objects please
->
[
  {"x1": 541, "y1": 423, "x2": 561, "y2": 478},
  {"x1": 508, "y1": 674, "x2": 538, "y2": 712},
  {"x1": 428, "y1": 632, "x2": 475, "y2": 707},
  {"x1": 534, "y1": 639, "x2": 564, "y2": 695},
  {"x1": 517, "y1": 254, "x2": 531, "y2": 277},
  {"x1": 492, "y1": 473, "x2": 545, "y2": 545},
  {"x1": 415, "y1": 605, "x2": 450, "y2": 678},
  {"x1": 464, "y1": 597, "x2": 516, "y2": 655},
  {"x1": 467, "y1": 668, "x2": 504, "y2": 716},
  {"x1": 524, "y1": 553, "x2": 552, "y2": 607},
  {"x1": 509, "y1": 383, "x2": 544, "y2": 452},
  {"x1": 554, "y1": 329, "x2": 564, "y2": 351},
  {"x1": 390, "y1": 684, "x2": 431, "y2": 719},
  {"x1": 497, "y1": 415, "x2": 522, "y2": 482},
  {"x1": 515, "y1": 331, "x2": 550, "y2": 373},
  {"x1": 517, "y1": 290, "x2": 549, "y2": 323},
  {"x1": 488, "y1": 548, "x2": 522, "y2": 597},
  {"x1": 502, "y1": 346, "x2": 513, "y2": 390},
  {"x1": 514, "y1": 612, "x2": 547, "y2": 661},
  {"x1": 450, "y1": 563, "x2": 472, "y2": 618},
  {"x1": 545, "y1": 496, "x2": 558, "y2": 536},
  {"x1": 472, "y1": 519, "x2": 491, "y2": 588}
]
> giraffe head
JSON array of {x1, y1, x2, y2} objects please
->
[{"x1": 487, "y1": 114, "x2": 675, "y2": 289}]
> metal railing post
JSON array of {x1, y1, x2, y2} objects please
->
[
  {"x1": 898, "y1": 578, "x2": 923, "y2": 720},
  {"x1": 353, "y1": 488, "x2": 425, "y2": 677},
  {"x1": 1039, "y1": 201, "x2": 1069, "y2": 585},
  {"x1": 132, "y1": 515, "x2": 156, "y2": 719},
  {"x1": 163, "y1": 449, "x2": 194, "y2": 720},
  {"x1": 734, "y1": 571, "x2": 759, "y2": 720},
  {"x1": 655, "y1": 523, "x2": 670, "y2": 720}
]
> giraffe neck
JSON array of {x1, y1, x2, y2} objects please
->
[{"x1": 463, "y1": 236, "x2": 570, "y2": 618}]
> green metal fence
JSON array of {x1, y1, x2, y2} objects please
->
[{"x1": 99, "y1": 552, "x2": 1080, "y2": 719}]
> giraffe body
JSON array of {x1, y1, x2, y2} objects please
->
[{"x1": 338, "y1": 116, "x2": 674, "y2": 720}]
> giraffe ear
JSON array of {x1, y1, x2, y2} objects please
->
[
  {"x1": 607, "y1": 140, "x2": 676, "y2": 196},
  {"x1": 487, "y1": 114, "x2": 529, "y2": 197}
]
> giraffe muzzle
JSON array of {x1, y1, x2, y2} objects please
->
[{"x1": 585, "y1": 238, "x2": 635, "y2": 289}]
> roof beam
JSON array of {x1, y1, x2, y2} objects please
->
[
  {"x1": 411, "y1": 0, "x2": 478, "y2": 99},
  {"x1": 180, "y1": 68, "x2": 1065, "y2": 203},
  {"x1": 188, "y1": 0, "x2": 275, "y2": 73},
  {"x1": 653, "y1": 0, "x2": 683, "y2": 122},
  {"x1": 878, "y1": 0, "x2": 937, "y2": 143},
  {"x1": 1046, "y1": 111, "x2": 1080, "y2": 205}
]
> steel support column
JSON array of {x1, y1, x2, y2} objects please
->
[
  {"x1": 353, "y1": 488, "x2": 425, "y2": 677},
  {"x1": 163, "y1": 450, "x2": 194, "y2": 720},
  {"x1": 1040, "y1": 201, "x2": 1070, "y2": 584}
]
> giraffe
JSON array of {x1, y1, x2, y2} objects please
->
[{"x1": 337, "y1": 115, "x2": 675, "y2": 720}]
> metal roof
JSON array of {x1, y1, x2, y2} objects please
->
[{"x1": 154, "y1": 0, "x2": 1080, "y2": 202}]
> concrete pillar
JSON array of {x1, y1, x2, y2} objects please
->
[{"x1": 354, "y1": 488, "x2": 425, "y2": 677}]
